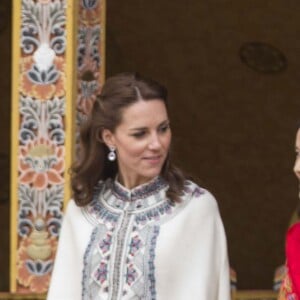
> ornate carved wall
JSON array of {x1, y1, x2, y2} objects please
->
[{"x1": 9, "y1": 0, "x2": 105, "y2": 295}]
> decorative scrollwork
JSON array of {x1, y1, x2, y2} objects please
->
[
  {"x1": 21, "y1": 0, "x2": 66, "y2": 55},
  {"x1": 18, "y1": 184, "x2": 63, "y2": 237},
  {"x1": 78, "y1": 26, "x2": 101, "y2": 70},
  {"x1": 19, "y1": 96, "x2": 65, "y2": 145}
]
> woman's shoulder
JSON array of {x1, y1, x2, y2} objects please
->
[
  {"x1": 286, "y1": 222, "x2": 300, "y2": 295},
  {"x1": 288, "y1": 221, "x2": 300, "y2": 232},
  {"x1": 182, "y1": 180, "x2": 218, "y2": 213},
  {"x1": 64, "y1": 199, "x2": 84, "y2": 218},
  {"x1": 287, "y1": 222, "x2": 300, "y2": 243},
  {"x1": 286, "y1": 222, "x2": 300, "y2": 265}
]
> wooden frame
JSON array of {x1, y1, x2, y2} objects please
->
[{"x1": 233, "y1": 290, "x2": 278, "y2": 300}]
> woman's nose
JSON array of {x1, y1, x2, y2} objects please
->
[
  {"x1": 148, "y1": 134, "x2": 161, "y2": 150},
  {"x1": 294, "y1": 157, "x2": 300, "y2": 180}
]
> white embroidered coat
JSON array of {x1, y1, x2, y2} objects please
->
[{"x1": 47, "y1": 177, "x2": 230, "y2": 300}]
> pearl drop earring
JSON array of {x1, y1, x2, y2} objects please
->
[{"x1": 108, "y1": 147, "x2": 116, "y2": 161}]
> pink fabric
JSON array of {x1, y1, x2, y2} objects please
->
[{"x1": 286, "y1": 222, "x2": 300, "y2": 298}]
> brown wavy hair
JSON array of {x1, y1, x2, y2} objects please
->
[{"x1": 71, "y1": 72, "x2": 186, "y2": 206}]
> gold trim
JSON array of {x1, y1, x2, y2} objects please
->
[
  {"x1": 233, "y1": 290, "x2": 278, "y2": 300},
  {"x1": 10, "y1": 0, "x2": 22, "y2": 292},
  {"x1": 64, "y1": 0, "x2": 78, "y2": 209}
]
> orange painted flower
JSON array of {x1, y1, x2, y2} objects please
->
[
  {"x1": 20, "y1": 56, "x2": 66, "y2": 100},
  {"x1": 19, "y1": 137, "x2": 64, "y2": 190},
  {"x1": 17, "y1": 235, "x2": 57, "y2": 293},
  {"x1": 80, "y1": 3, "x2": 101, "y2": 26}
]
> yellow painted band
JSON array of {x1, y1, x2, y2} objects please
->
[
  {"x1": 10, "y1": 0, "x2": 22, "y2": 293},
  {"x1": 64, "y1": 0, "x2": 78, "y2": 209}
]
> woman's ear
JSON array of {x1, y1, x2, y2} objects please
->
[{"x1": 102, "y1": 129, "x2": 115, "y2": 148}]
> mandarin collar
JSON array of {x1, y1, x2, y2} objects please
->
[{"x1": 102, "y1": 176, "x2": 169, "y2": 212}]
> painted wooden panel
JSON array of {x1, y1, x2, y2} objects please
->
[{"x1": 10, "y1": 0, "x2": 105, "y2": 294}]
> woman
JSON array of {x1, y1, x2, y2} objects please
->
[
  {"x1": 278, "y1": 127, "x2": 300, "y2": 299},
  {"x1": 47, "y1": 72, "x2": 230, "y2": 300}
]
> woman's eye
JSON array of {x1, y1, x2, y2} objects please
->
[
  {"x1": 159, "y1": 125, "x2": 170, "y2": 133},
  {"x1": 132, "y1": 131, "x2": 146, "y2": 138}
]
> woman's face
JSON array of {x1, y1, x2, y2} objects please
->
[
  {"x1": 294, "y1": 129, "x2": 300, "y2": 180},
  {"x1": 103, "y1": 99, "x2": 171, "y2": 187}
]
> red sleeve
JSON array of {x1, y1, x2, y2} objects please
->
[{"x1": 286, "y1": 222, "x2": 300, "y2": 298}]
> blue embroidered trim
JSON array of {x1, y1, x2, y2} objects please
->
[
  {"x1": 125, "y1": 264, "x2": 138, "y2": 286},
  {"x1": 128, "y1": 235, "x2": 142, "y2": 256},
  {"x1": 94, "y1": 261, "x2": 108, "y2": 284},
  {"x1": 131, "y1": 177, "x2": 167, "y2": 200},
  {"x1": 82, "y1": 226, "x2": 98, "y2": 300},
  {"x1": 183, "y1": 180, "x2": 205, "y2": 197},
  {"x1": 112, "y1": 176, "x2": 168, "y2": 201},
  {"x1": 148, "y1": 226, "x2": 160, "y2": 300},
  {"x1": 88, "y1": 199, "x2": 119, "y2": 224},
  {"x1": 135, "y1": 201, "x2": 174, "y2": 225}
]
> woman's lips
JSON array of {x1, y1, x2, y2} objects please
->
[{"x1": 143, "y1": 155, "x2": 162, "y2": 164}]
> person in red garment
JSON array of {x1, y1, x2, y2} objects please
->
[{"x1": 279, "y1": 126, "x2": 300, "y2": 299}]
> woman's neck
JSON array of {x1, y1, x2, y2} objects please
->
[{"x1": 117, "y1": 173, "x2": 155, "y2": 190}]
